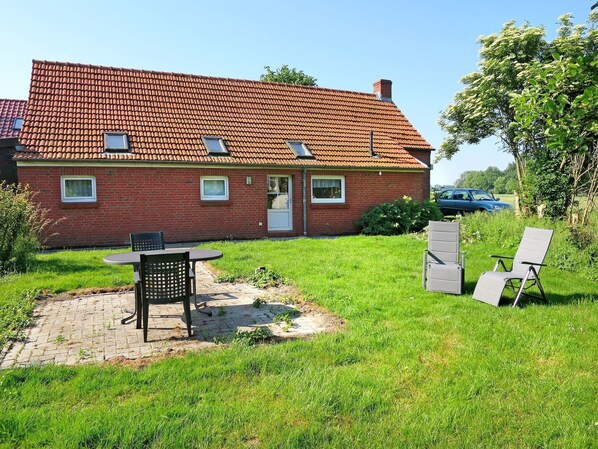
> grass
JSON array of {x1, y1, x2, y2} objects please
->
[
  {"x1": 495, "y1": 192, "x2": 516, "y2": 206},
  {"x1": 0, "y1": 222, "x2": 597, "y2": 448}
]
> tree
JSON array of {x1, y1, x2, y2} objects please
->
[
  {"x1": 437, "y1": 20, "x2": 547, "y2": 208},
  {"x1": 493, "y1": 163, "x2": 519, "y2": 194},
  {"x1": 439, "y1": 13, "x2": 597, "y2": 219},
  {"x1": 260, "y1": 65, "x2": 317, "y2": 86},
  {"x1": 512, "y1": 13, "x2": 598, "y2": 222},
  {"x1": 453, "y1": 165, "x2": 514, "y2": 192}
]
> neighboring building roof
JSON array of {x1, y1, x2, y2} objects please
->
[
  {"x1": 18, "y1": 61, "x2": 433, "y2": 169},
  {"x1": 0, "y1": 99, "x2": 27, "y2": 139}
]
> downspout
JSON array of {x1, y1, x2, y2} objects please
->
[{"x1": 302, "y1": 168, "x2": 308, "y2": 236}]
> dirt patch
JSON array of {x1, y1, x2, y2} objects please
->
[{"x1": 38, "y1": 286, "x2": 134, "y2": 301}]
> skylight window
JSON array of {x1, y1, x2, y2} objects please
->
[
  {"x1": 286, "y1": 140, "x2": 313, "y2": 158},
  {"x1": 202, "y1": 136, "x2": 229, "y2": 156},
  {"x1": 104, "y1": 132, "x2": 130, "y2": 152},
  {"x1": 12, "y1": 118, "x2": 23, "y2": 131}
]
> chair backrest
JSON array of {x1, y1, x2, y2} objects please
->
[
  {"x1": 139, "y1": 251, "x2": 190, "y2": 305},
  {"x1": 513, "y1": 227, "x2": 553, "y2": 275},
  {"x1": 130, "y1": 232, "x2": 165, "y2": 252},
  {"x1": 427, "y1": 221, "x2": 460, "y2": 264}
]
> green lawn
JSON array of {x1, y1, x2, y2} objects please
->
[{"x1": 0, "y1": 229, "x2": 596, "y2": 448}]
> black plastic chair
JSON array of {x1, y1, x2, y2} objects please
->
[
  {"x1": 130, "y1": 232, "x2": 165, "y2": 252},
  {"x1": 138, "y1": 251, "x2": 193, "y2": 342},
  {"x1": 127, "y1": 232, "x2": 165, "y2": 327}
]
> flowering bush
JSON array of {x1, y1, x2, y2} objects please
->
[{"x1": 357, "y1": 196, "x2": 443, "y2": 236}]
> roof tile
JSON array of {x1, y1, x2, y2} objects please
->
[
  {"x1": 18, "y1": 61, "x2": 432, "y2": 168},
  {"x1": 0, "y1": 99, "x2": 27, "y2": 139}
]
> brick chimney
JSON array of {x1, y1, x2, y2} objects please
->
[{"x1": 373, "y1": 79, "x2": 392, "y2": 102}]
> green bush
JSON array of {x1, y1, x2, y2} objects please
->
[
  {"x1": 0, "y1": 182, "x2": 51, "y2": 275},
  {"x1": 460, "y1": 211, "x2": 598, "y2": 282},
  {"x1": 357, "y1": 196, "x2": 443, "y2": 235}
]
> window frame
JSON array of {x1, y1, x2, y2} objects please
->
[
  {"x1": 200, "y1": 176, "x2": 229, "y2": 201},
  {"x1": 104, "y1": 132, "x2": 130, "y2": 152},
  {"x1": 202, "y1": 136, "x2": 230, "y2": 156},
  {"x1": 12, "y1": 117, "x2": 24, "y2": 131},
  {"x1": 311, "y1": 175, "x2": 345, "y2": 204},
  {"x1": 61, "y1": 176, "x2": 97, "y2": 203},
  {"x1": 286, "y1": 140, "x2": 314, "y2": 159}
]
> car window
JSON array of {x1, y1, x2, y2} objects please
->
[
  {"x1": 471, "y1": 190, "x2": 493, "y2": 201},
  {"x1": 453, "y1": 190, "x2": 469, "y2": 201},
  {"x1": 438, "y1": 190, "x2": 452, "y2": 200}
]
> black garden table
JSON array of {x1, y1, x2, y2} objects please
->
[{"x1": 103, "y1": 248, "x2": 223, "y2": 325}]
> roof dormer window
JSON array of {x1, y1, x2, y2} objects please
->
[
  {"x1": 104, "y1": 132, "x2": 130, "y2": 152},
  {"x1": 286, "y1": 140, "x2": 313, "y2": 159},
  {"x1": 202, "y1": 136, "x2": 229, "y2": 156},
  {"x1": 12, "y1": 118, "x2": 23, "y2": 131}
]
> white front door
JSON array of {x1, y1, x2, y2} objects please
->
[{"x1": 267, "y1": 176, "x2": 292, "y2": 231}]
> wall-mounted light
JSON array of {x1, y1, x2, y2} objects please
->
[{"x1": 246, "y1": 176, "x2": 252, "y2": 185}]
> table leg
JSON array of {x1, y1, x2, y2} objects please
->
[
  {"x1": 121, "y1": 264, "x2": 142, "y2": 326},
  {"x1": 192, "y1": 261, "x2": 212, "y2": 316}
]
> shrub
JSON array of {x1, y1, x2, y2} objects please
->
[
  {"x1": 0, "y1": 183, "x2": 52, "y2": 275},
  {"x1": 356, "y1": 196, "x2": 443, "y2": 236}
]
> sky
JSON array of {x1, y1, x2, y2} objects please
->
[{"x1": 1, "y1": 0, "x2": 593, "y2": 185}]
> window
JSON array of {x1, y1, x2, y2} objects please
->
[
  {"x1": 438, "y1": 190, "x2": 452, "y2": 200},
  {"x1": 12, "y1": 118, "x2": 23, "y2": 131},
  {"x1": 104, "y1": 132, "x2": 129, "y2": 152},
  {"x1": 286, "y1": 140, "x2": 313, "y2": 158},
  {"x1": 61, "y1": 176, "x2": 96, "y2": 202},
  {"x1": 453, "y1": 189, "x2": 470, "y2": 201},
  {"x1": 311, "y1": 176, "x2": 345, "y2": 203},
  {"x1": 202, "y1": 136, "x2": 229, "y2": 155},
  {"x1": 201, "y1": 176, "x2": 229, "y2": 200},
  {"x1": 471, "y1": 190, "x2": 493, "y2": 201}
]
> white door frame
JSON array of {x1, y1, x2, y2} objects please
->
[{"x1": 267, "y1": 175, "x2": 293, "y2": 231}]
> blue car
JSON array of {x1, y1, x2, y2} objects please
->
[{"x1": 436, "y1": 188, "x2": 512, "y2": 215}]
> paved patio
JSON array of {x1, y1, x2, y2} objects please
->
[{"x1": 0, "y1": 264, "x2": 336, "y2": 369}]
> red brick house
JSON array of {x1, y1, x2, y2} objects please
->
[
  {"x1": 17, "y1": 60, "x2": 433, "y2": 247},
  {"x1": 0, "y1": 99, "x2": 27, "y2": 185}
]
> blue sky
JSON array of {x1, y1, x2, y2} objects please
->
[{"x1": 2, "y1": 0, "x2": 593, "y2": 185}]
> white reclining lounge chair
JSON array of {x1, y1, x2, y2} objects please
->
[{"x1": 473, "y1": 227, "x2": 553, "y2": 307}]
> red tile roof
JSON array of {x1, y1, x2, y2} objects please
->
[
  {"x1": 18, "y1": 61, "x2": 432, "y2": 169},
  {"x1": 0, "y1": 99, "x2": 27, "y2": 139}
]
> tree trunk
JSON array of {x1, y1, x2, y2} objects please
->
[{"x1": 513, "y1": 153, "x2": 530, "y2": 215}]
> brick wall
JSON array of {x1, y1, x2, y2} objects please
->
[
  {"x1": 18, "y1": 165, "x2": 429, "y2": 247},
  {"x1": 405, "y1": 149, "x2": 432, "y2": 200}
]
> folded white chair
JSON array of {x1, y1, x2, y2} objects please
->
[{"x1": 423, "y1": 221, "x2": 465, "y2": 294}]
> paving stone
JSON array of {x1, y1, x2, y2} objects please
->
[{"x1": 1, "y1": 263, "x2": 336, "y2": 368}]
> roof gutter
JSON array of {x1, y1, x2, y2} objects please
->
[{"x1": 15, "y1": 159, "x2": 430, "y2": 172}]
